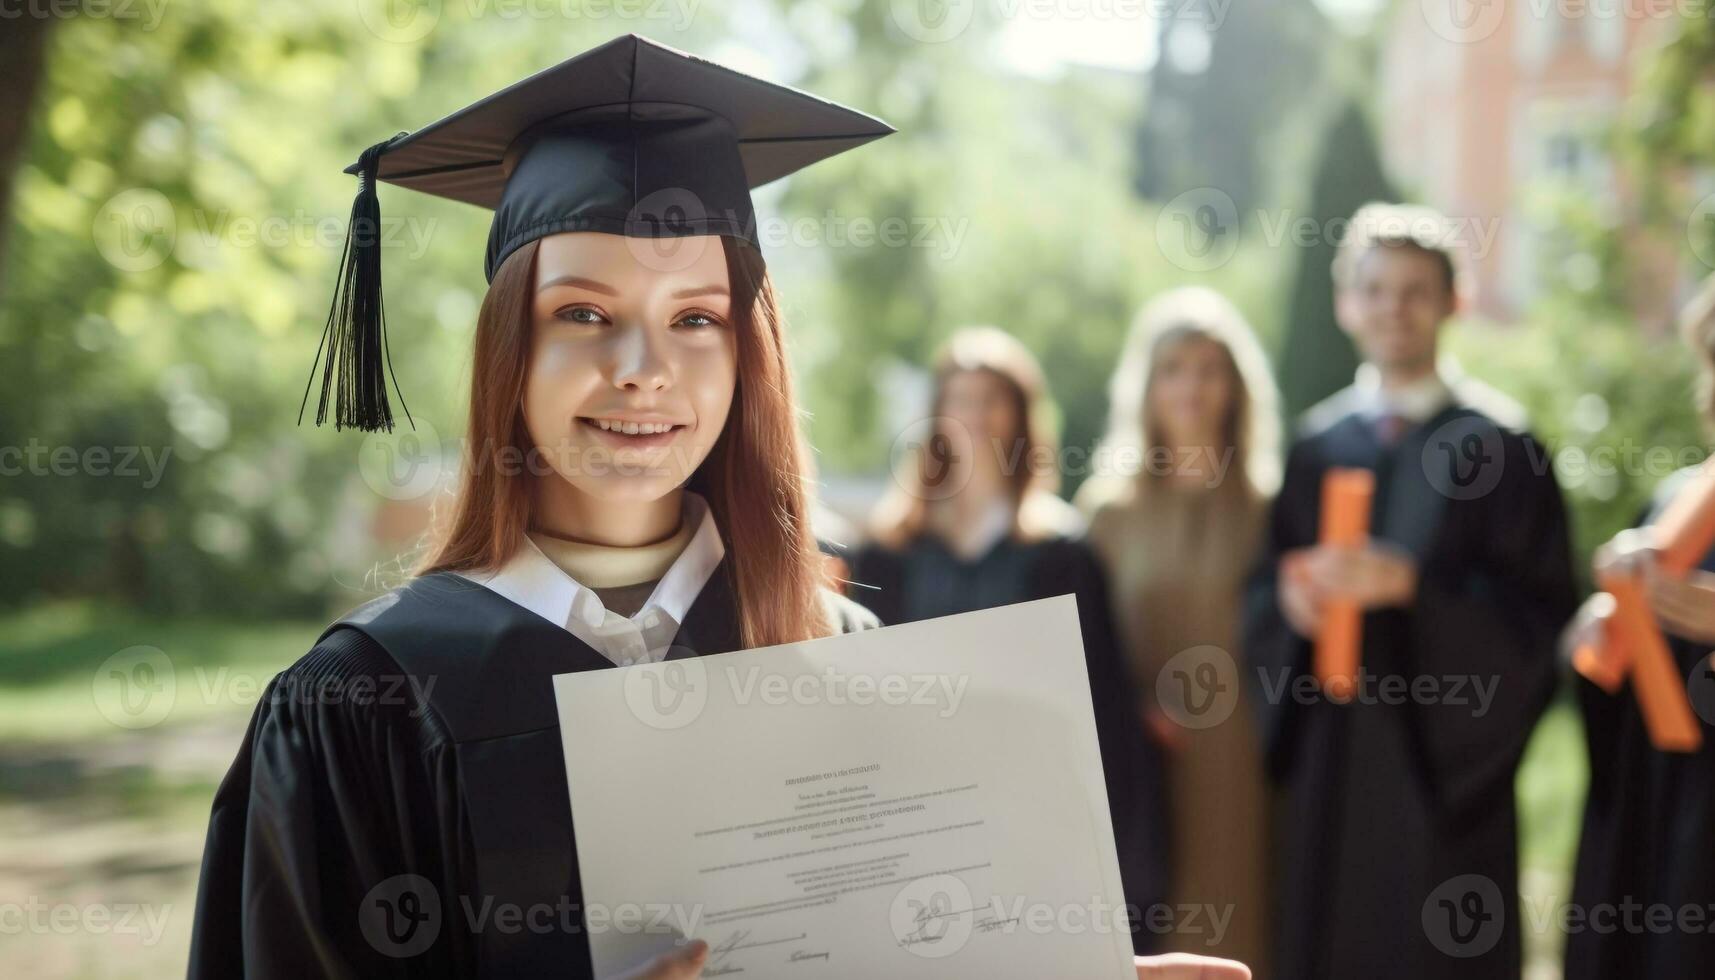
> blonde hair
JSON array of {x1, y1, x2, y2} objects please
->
[{"x1": 1078, "y1": 287, "x2": 1280, "y2": 511}]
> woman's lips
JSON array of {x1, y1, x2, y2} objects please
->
[{"x1": 576, "y1": 416, "x2": 687, "y2": 449}]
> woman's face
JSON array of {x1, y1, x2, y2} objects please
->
[
  {"x1": 1148, "y1": 335, "x2": 1234, "y2": 447},
  {"x1": 522, "y1": 232, "x2": 738, "y2": 507},
  {"x1": 939, "y1": 368, "x2": 1021, "y2": 483}
]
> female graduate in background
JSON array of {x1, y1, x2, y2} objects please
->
[
  {"x1": 1563, "y1": 275, "x2": 1715, "y2": 980},
  {"x1": 187, "y1": 35, "x2": 1244, "y2": 980},
  {"x1": 849, "y1": 326, "x2": 1171, "y2": 955},
  {"x1": 1076, "y1": 287, "x2": 1279, "y2": 972}
]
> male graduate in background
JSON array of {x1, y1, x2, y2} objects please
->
[{"x1": 1242, "y1": 203, "x2": 1577, "y2": 980}]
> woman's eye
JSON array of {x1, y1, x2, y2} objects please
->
[
  {"x1": 676, "y1": 311, "x2": 720, "y2": 329},
  {"x1": 555, "y1": 306, "x2": 606, "y2": 324}
]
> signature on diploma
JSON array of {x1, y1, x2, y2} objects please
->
[
  {"x1": 704, "y1": 928, "x2": 818, "y2": 974},
  {"x1": 898, "y1": 898, "x2": 1001, "y2": 946}
]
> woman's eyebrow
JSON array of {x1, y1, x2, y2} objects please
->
[
  {"x1": 537, "y1": 275, "x2": 618, "y2": 295},
  {"x1": 670, "y1": 284, "x2": 729, "y2": 299}
]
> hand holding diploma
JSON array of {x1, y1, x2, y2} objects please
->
[
  {"x1": 1572, "y1": 461, "x2": 1715, "y2": 752},
  {"x1": 1277, "y1": 468, "x2": 1416, "y2": 701}
]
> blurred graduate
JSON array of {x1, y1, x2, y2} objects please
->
[
  {"x1": 1077, "y1": 287, "x2": 1280, "y2": 971},
  {"x1": 1564, "y1": 275, "x2": 1715, "y2": 980},
  {"x1": 849, "y1": 326, "x2": 1170, "y2": 953},
  {"x1": 1241, "y1": 203, "x2": 1578, "y2": 980}
]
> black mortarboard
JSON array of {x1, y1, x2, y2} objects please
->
[{"x1": 303, "y1": 34, "x2": 893, "y2": 432}]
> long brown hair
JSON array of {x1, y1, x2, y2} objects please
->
[
  {"x1": 869, "y1": 326, "x2": 1066, "y2": 549},
  {"x1": 419, "y1": 235, "x2": 830, "y2": 648}
]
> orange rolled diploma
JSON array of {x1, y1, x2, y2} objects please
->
[
  {"x1": 1650, "y1": 461, "x2": 1715, "y2": 576},
  {"x1": 1314, "y1": 468, "x2": 1375, "y2": 702},
  {"x1": 1599, "y1": 569, "x2": 1704, "y2": 753}
]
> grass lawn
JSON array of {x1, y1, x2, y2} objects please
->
[
  {"x1": 0, "y1": 602, "x2": 321, "y2": 978},
  {"x1": 0, "y1": 600, "x2": 320, "y2": 742}
]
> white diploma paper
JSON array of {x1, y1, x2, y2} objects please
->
[{"x1": 553, "y1": 594, "x2": 1135, "y2": 979}]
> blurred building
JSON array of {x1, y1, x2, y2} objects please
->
[{"x1": 1379, "y1": 5, "x2": 1682, "y2": 326}]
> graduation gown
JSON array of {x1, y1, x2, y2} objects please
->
[
  {"x1": 1241, "y1": 403, "x2": 1576, "y2": 980},
  {"x1": 187, "y1": 563, "x2": 878, "y2": 979},
  {"x1": 848, "y1": 532, "x2": 1171, "y2": 952},
  {"x1": 1567, "y1": 469, "x2": 1715, "y2": 979}
]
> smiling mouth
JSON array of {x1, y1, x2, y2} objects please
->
[{"x1": 577, "y1": 417, "x2": 687, "y2": 441}]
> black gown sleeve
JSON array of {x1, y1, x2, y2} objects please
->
[
  {"x1": 188, "y1": 628, "x2": 474, "y2": 979},
  {"x1": 1404, "y1": 431, "x2": 1576, "y2": 824},
  {"x1": 845, "y1": 543, "x2": 905, "y2": 626},
  {"x1": 1241, "y1": 438, "x2": 1321, "y2": 780}
]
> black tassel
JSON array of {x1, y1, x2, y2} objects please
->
[{"x1": 299, "y1": 133, "x2": 413, "y2": 433}]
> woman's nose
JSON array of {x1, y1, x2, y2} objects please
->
[{"x1": 609, "y1": 322, "x2": 672, "y2": 391}]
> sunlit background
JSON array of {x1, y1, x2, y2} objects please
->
[{"x1": 5, "y1": 0, "x2": 1715, "y2": 975}]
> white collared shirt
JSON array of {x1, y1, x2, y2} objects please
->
[
  {"x1": 1351, "y1": 361, "x2": 1454, "y2": 424},
  {"x1": 455, "y1": 492, "x2": 726, "y2": 667}
]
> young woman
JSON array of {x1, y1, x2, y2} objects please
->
[
  {"x1": 189, "y1": 37, "x2": 1248, "y2": 980},
  {"x1": 850, "y1": 326, "x2": 1170, "y2": 955},
  {"x1": 1075, "y1": 287, "x2": 1280, "y2": 971},
  {"x1": 1564, "y1": 275, "x2": 1715, "y2": 980}
]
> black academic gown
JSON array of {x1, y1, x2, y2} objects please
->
[
  {"x1": 848, "y1": 532, "x2": 1171, "y2": 953},
  {"x1": 1242, "y1": 404, "x2": 1576, "y2": 980},
  {"x1": 1566, "y1": 469, "x2": 1715, "y2": 980},
  {"x1": 187, "y1": 562, "x2": 878, "y2": 979}
]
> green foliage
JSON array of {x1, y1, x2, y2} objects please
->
[{"x1": 1275, "y1": 99, "x2": 1393, "y2": 420}]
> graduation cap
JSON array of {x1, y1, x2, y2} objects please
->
[{"x1": 304, "y1": 34, "x2": 894, "y2": 433}]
